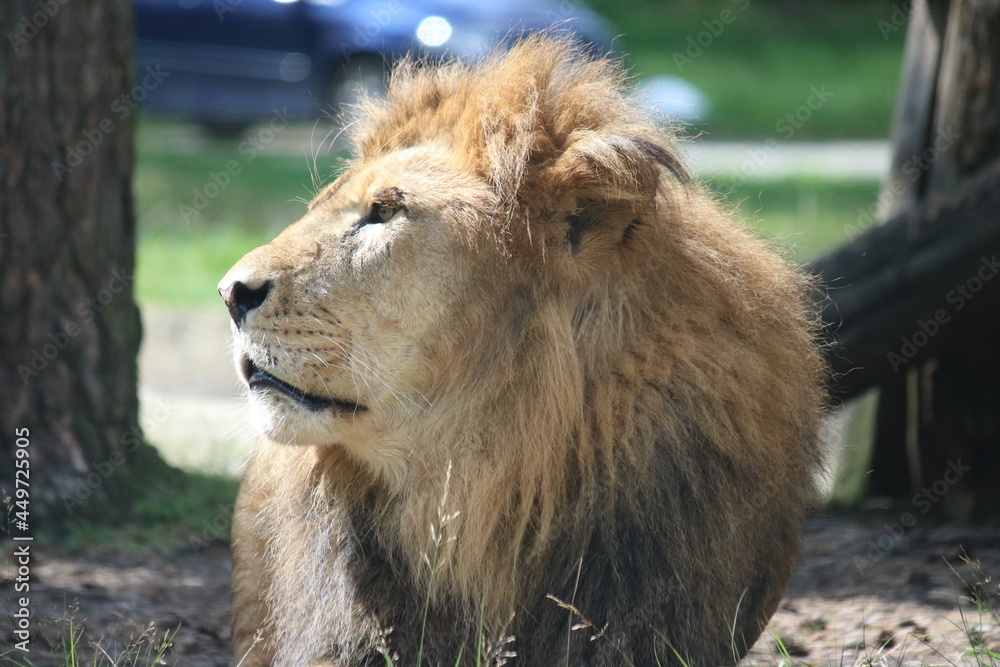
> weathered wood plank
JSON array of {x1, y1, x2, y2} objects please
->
[
  {"x1": 879, "y1": 0, "x2": 951, "y2": 219},
  {"x1": 929, "y1": 0, "x2": 1000, "y2": 193}
]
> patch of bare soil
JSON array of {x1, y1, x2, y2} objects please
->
[
  {"x1": 1, "y1": 543, "x2": 232, "y2": 666},
  {"x1": 746, "y1": 515, "x2": 1000, "y2": 666},
  {"x1": 4, "y1": 515, "x2": 1000, "y2": 666}
]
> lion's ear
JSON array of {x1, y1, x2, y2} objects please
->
[
  {"x1": 544, "y1": 134, "x2": 686, "y2": 254},
  {"x1": 547, "y1": 134, "x2": 687, "y2": 207}
]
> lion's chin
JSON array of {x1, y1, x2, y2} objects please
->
[
  {"x1": 247, "y1": 392, "x2": 356, "y2": 446},
  {"x1": 248, "y1": 392, "x2": 410, "y2": 484}
]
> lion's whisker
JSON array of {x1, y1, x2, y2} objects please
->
[{"x1": 309, "y1": 331, "x2": 430, "y2": 413}]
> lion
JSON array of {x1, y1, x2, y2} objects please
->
[{"x1": 218, "y1": 35, "x2": 826, "y2": 666}]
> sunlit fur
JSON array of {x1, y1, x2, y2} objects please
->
[{"x1": 225, "y1": 35, "x2": 826, "y2": 667}]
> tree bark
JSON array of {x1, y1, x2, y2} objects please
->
[{"x1": 0, "y1": 0, "x2": 177, "y2": 528}]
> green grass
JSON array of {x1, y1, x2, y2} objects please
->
[
  {"x1": 136, "y1": 227, "x2": 274, "y2": 304},
  {"x1": 134, "y1": 120, "x2": 323, "y2": 304},
  {"x1": 39, "y1": 472, "x2": 240, "y2": 555},
  {"x1": 712, "y1": 176, "x2": 879, "y2": 262},
  {"x1": 1, "y1": 620, "x2": 178, "y2": 667},
  {"x1": 591, "y1": 0, "x2": 905, "y2": 138},
  {"x1": 1, "y1": 473, "x2": 236, "y2": 665}
]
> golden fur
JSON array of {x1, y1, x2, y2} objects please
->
[{"x1": 222, "y1": 36, "x2": 825, "y2": 666}]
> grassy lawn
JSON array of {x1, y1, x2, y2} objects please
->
[
  {"x1": 712, "y1": 176, "x2": 878, "y2": 260},
  {"x1": 134, "y1": 122, "x2": 320, "y2": 304},
  {"x1": 43, "y1": 473, "x2": 240, "y2": 555},
  {"x1": 591, "y1": 0, "x2": 905, "y2": 139}
]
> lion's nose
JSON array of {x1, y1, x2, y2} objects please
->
[{"x1": 219, "y1": 279, "x2": 272, "y2": 328}]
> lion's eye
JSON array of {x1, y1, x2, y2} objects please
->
[{"x1": 371, "y1": 203, "x2": 399, "y2": 224}]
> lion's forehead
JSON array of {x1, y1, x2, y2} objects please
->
[{"x1": 313, "y1": 143, "x2": 487, "y2": 216}]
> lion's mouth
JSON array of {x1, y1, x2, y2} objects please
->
[{"x1": 241, "y1": 357, "x2": 366, "y2": 414}]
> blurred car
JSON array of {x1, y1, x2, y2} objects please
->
[{"x1": 134, "y1": 0, "x2": 617, "y2": 131}]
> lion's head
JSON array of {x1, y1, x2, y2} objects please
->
[
  {"x1": 219, "y1": 37, "x2": 702, "y2": 502},
  {"x1": 222, "y1": 35, "x2": 825, "y2": 665}
]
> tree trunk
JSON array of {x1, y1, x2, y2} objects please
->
[{"x1": 0, "y1": 0, "x2": 177, "y2": 529}]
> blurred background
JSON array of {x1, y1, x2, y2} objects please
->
[{"x1": 134, "y1": 0, "x2": 903, "y2": 477}]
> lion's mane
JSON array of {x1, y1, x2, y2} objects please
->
[{"x1": 229, "y1": 35, "x2": 826, "y2": 667}]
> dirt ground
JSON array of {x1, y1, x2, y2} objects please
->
[
  {"x1": 5, "y1": 513, "x2": 1000, "y2": 666},
  {"x1": 5, "y1": 307, "x2": 1000, "y2": 666}
]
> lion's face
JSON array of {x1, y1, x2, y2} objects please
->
[{"x1": 219, "y1": 143, "x2": 505, "y2": 475}]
